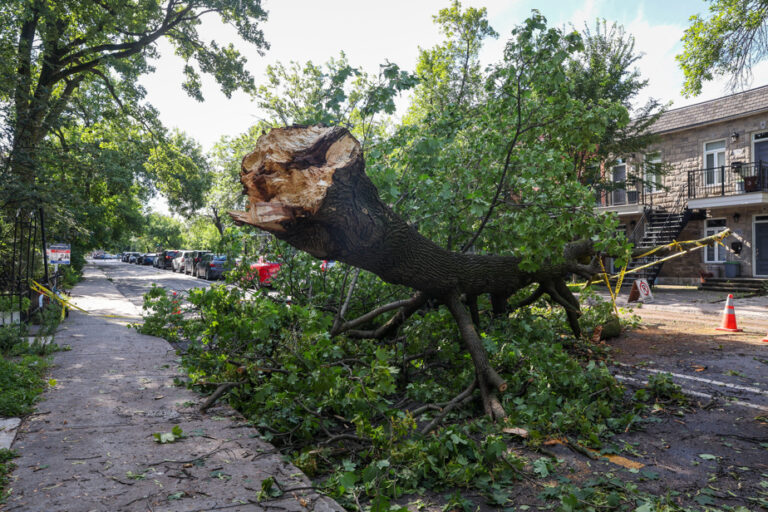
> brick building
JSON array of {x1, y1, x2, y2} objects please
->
[{"x1": 597, "y1": 85, "x2": 768, "y2": 287}]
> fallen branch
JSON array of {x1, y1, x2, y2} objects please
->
[
  {"x1": 420, "y1": 379, "x2": 478, "y2": 435},
  {"x1": 199, "y1": 382, "x2": 242, "y2": 413}
]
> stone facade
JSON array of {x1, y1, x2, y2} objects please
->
[
  {"x1": 634, "y1": 110, "x2": 768, "y2": 210},
  {"x1": 601, "y1": 85, "x2": 768, "y2": 284}
]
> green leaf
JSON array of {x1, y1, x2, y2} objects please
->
[
  {"x1": 339, "y1": 471, "x2": 358, "y2": 492},
  {"x1": 532, "y1": 458, "x2": 550, "y2": 478},
  {"x1": 698, "y1": 453, "x2": 718, "y2": 460}
]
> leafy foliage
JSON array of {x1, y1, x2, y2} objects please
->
[
  {"x1": 0, "y1": 0, "x2": 268, "y2": 254},
  {"x1": 677, "y1": 0, "x2": 768, "y2": 96},
  {"x1": 0, "y1": 355, "x2": 49, "y2": 416},
  {"x1": 0, "y1": 449, "x2": 17, "y2": 504},
  {"x1": 139, "y1": 283, "x2": 647, "y2": 506}
]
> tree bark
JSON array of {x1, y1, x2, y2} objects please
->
[{"x1": 229, "y1": 125, "x2": 597, "y2": 418}]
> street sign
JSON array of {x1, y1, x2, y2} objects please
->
[
  {"x1": 627, "y1": 279, "x2": 653, "y2": 303},
  {"x1": 47, "y1": 244, "x2": 71, "y2": 265}
]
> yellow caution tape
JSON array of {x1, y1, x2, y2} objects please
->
[
  {"x1": 598, "y1": 229, "x2": 731, "y2": 282},
  {"x1": 634, "y1": 229, "x2": 730, "y2": 259},
  {"x1": 598, "y1": 258, "x2": 620, "y2": 316},
  {"x1": 31, "y1": 281, "x2": 141, "y2": 320}
]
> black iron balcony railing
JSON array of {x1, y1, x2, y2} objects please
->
[{"x1": 688, "y1": 161, "x2": 768, "y2": 199}]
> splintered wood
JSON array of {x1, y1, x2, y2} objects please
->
[{"x1": 231, "y1": 125, "x2": 359, "y2": 232}]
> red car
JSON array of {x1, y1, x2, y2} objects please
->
[{"x1": 248, "y1": 258, "x2": 281, "y2": 286}]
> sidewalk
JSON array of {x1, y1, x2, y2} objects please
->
[
  {"x1": 596, "y1": 285, "x2": 768, "y2": 324},
  {"x1": 6, "y1": 266, "x2": 341, "y2": 512}
]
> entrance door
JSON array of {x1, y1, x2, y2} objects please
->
[
  {"x1": 755, "y1": 215, "x2": 768, "y2": 277},
  {"x1": 755, "y1": 132, "x2": 768, "y2": 188}
]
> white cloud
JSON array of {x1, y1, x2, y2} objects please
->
[{"x1": 139, "y1": 0, "x2": 768, "y2": 152}]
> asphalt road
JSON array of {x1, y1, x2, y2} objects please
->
[
  {"x1": 608, "y1": 313, "x2": 768, "y2": 415},
  {"x1": 90, "y1": 259, "x2": 215, "y2": 310}
]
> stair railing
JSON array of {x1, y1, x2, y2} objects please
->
[
  {"x1": 659, "y1": 184, "x2": 689, "y2": 228},
  {"x1": 639, "y1": 185, "x2": 691, "y2": 286},
  {"x1": 628, "y1": 206, "x2": 649, "y2": 246}
]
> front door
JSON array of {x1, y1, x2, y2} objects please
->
[
  {"x1": 755, "y1": 133, "x2": 768, "y2": 188},
  {"x1": 755, "y1": 215, "x2": 768, "y2": 277}
]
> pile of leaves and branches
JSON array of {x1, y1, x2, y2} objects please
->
[{"x1": 138, "y1": 253, "x2": 687, "y2": 510}]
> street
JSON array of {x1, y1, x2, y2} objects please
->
[{"x1": 91, "y1": 259, "x2": 214, "y2": 310}]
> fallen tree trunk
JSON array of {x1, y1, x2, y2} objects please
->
[{"x1": 230, "y1": 125, "x2": 598, "y2": 419}]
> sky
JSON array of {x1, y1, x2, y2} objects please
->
[{"x1": 139, "y1": 0, "x2": 768, "y2": 153}]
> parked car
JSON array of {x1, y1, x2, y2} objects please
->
[
  {"x1": 197, "y1": 254, "x2": 227, "y2": 280},
  {"x1": 184, "y1": 250, "x2": 210, "y2": 276},
  {"x1": 249, "y1": 257, "x2": 281, "y2": 287},
  {"x1": 156, "y1": 250, "x2": 181, "y2": 270},
  {"x1": 172, "y1": 251, "x2": 189, "y2": 272},
  {"x1": 138, "y1": 253, "x2": 156, "y2": 265},
  {"x1": 126, "y1": 252, "x2": 141, "y2": 263}
]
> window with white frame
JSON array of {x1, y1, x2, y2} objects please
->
[
  {"x1": 644, "y1": 153, "x2": 662, "y2": 193},
  {"x1": 704, "y1": 140, "x2": 726, "y2": 186},
  {"x1": 705, "y1": 218, "x2": 727, "y2": 262}
]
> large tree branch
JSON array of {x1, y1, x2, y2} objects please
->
[
  {"x1": 331, "y1": 298, "x2": 412, "y2": 336},
  {"x1": 53, "y1": 5, "x2": 194, "y2": 82},
  {"x1": 229, "y1": 125, "x2": 597, "y2": 418}
]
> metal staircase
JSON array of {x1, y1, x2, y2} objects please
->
[{"x1": 622, "y1": 187, "x2": 691, "y2": 286}]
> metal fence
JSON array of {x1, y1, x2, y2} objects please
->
[{"x1": 688, "y1": 161, "x2": 768, "y2": 199}]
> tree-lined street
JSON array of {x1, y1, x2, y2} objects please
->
[{"x1": 3, "y1": 0, "x2": 768, "y2": 510}]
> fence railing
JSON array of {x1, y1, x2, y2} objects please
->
[{"x1": 688, "y1": 161, "x2": 768, "y2": 199}]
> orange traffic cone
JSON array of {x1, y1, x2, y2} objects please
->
[{"x1": 716, "y1": 294, "x2": 743, "y2": 332}]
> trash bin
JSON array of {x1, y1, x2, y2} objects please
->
[{"x1": 724, "y1": 261, "x2": 741, "y2": 278}]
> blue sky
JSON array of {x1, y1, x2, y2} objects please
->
[{"x1": 139, "y1": 0, "x2": 768, "y2": 152}]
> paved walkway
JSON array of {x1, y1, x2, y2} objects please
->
[
  {"x1": 597, "y1": 285, "x2": 768, "y2": 323},
  {"x1": 7, "y1": 266, "x2": 341, "y2": 512}
]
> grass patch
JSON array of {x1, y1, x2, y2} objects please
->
[
  {"x1": 0, "y1": 355, "x2": 50, "y2": 417},
  {"x1": 0, "y1": 449, "x2": 17, "y2": 504}
]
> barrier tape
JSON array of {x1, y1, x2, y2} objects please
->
[
  {"x1": 598, "y1": 258, "x2": 620, "y2": 316},
  {"x1": 603, "y1": 229, "x2": 731, "y2": 281},
  {"x1": 594, "y1": 229, "x2": 731, "y2": 313},
  {"x1": 31, "y1": 280, "x2": 141, "y2": 320}
]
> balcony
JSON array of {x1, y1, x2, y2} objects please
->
[
  {"x1": 595, "y1": 181, "x2": 647, "y2": 216},
  {"x1": 688, "y1": 161, "x2": 768, "y2": 209}
]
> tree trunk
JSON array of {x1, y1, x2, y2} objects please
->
[{"x1": 230, "y1": 125, "x2": 596, "y2": 418}]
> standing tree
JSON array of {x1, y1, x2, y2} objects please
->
[
  {"x1": 0, "y1": 0, "x2": 268, "y2": 205},
  {"x1": 677, "y1": 0, "x2": 768, "y2": 96}
]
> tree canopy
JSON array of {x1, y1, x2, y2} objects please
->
[
  {"x1": 677, "y1": 0, "x2": 768, "y2": 96},
  {"x1": 0, "y1": 0, "x2": 268, "y2": 256}
]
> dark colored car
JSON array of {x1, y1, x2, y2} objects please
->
[
  {"x1": 138, "y1": 253, "x2": 156, "y2": 265},
  {"x1": 184, "y1": 250, "x2": 210, "y2": 276},
  {"x1": 197, "y1": 254, "x2": 227, "y2": 280},
  {"x1": 156, "y1": 250, "x2": 181, "y2": 270}
]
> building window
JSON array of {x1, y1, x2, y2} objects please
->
[
  {"x1": 704, "y1": 140, "x2": 726, "y2": 186},
  {"x1": 611, "y1": 160, "x2": 627, "y2": 205},
  {"x1": 705, "y1": 218, "x2": 727, "y2": 262},
  {"x1": 644, "y1": 152, "x2": 662, "y2": 193}
]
